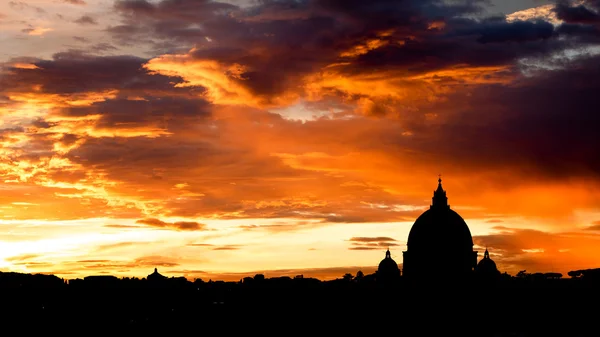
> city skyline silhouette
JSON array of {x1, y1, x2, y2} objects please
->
[{"x1": 1, "y1": 0, "x2": 600, "y2": 310}]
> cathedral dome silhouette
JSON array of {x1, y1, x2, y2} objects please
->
[
  {"x1": 407, "y1": 207, "x2": 473, "y2": 251},
  {"x1": 402, "y1": 177, "x2": 478, "y2": 280},
  {"x1": 377, "y1": 249, "x2": 401, "y2": 282},
  {"x1": 477, "y1": 248, "x2": 499, "y2": 276}
]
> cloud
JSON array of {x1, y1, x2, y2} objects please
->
[
  {"x1": 63, "y1": 0, "x2": 86, "y2": 4},
  {"x1": 112, "y1": 0, "x2": 566, "y2": 113},
  {"x1": 135, "y1": 218, "x2": 207, "y2": 231},
  {"x1": 103, "y1": 224, "x2": 143, "y2": 229},
  {"x1": 68, "y1": 256, "x2": 181, "y2": 269},
  {"x1": 0, "y1": 52, "x2": 216, "y2": 220},
  {"x1": 9, "y1": 1, "x2": 46, "y2": 14},
  {"x1": 554, "y1": 1, "x2": 600, "y2": 24},
  {"x1": 211, "y1": 245, "x2": 242, "y2": 251},
  {"x1": 506, "y1": 4, "x2": 561, "y2": 25},
  {"x1": 5, "y1": 254, "x2": 41, "y2": 262},
  {"x1": 584, "y1": 221, "x2": 600, "y2": 231},
  {"x1": 73, "y1": 36, "x2": 90, "y2": 43},
  {"x1": 349, "y1": 237, "x2": 397, "y2": 243},
  {"x1": 22, "y1": 27, "x2": 53, "y2": 36},
  {"x1": 474, "y1": 227, "x2": 600, "y2": 275},
  {"x1": 347, "y1": 236, "x2": 400, "y2": 250},
  {"x1": 88, "y1": 43, "x2": 118, "y2": 53},
  {"x1": 186, "y1": 243, "x2": 242, "y2": 250},
  {"x1": 94, "y1": 241, "x2": 151, "y2": 252},
  {"x1": 74, "y1": 15, "x2": 97, "y2": 25},
  {"x1": 25, "y1": 256, "x2": 182, "y2": 274}
]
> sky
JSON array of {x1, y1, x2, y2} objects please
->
[{"x1": 0, "y1": 0, "x2": 599, "y2": 281}]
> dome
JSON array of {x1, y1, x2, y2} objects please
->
[
  {"x1": 147, "y1": 268, "x2": 166, "y2": 281},
  {"x1": 477, "y1": 258, "x2": 497, "y2": 271},
  {"x1": 377, "y1": 249, "x2": 400, "y2": 280},
  {"x1": 402, "y1": 177, "x2": 478, "y2": 280},
  {"x1": 407, "y1": 208, "x2": 474, "y2": 250},
  {"x1": 406, "y1": 178, "x2": 473, "y2": 251},
  {"x1": 477, "y1": 249, "x2": 499, "y2": 275}
]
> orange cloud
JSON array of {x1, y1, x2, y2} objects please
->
[
  {"x1": 23, "y1": 27, "x2": 53, "y2": 36},
  {"x1": 475, "y1": 226, "x2": 600, "y2": 276},
  {"x1": 135, "y1": 218, "x2": 207, "y2": 231},
  {"x1": 505, "y1": 4, "x2": 572, "y2": 25},
  {"x1": 144, "y1": 52, "x2": 299, "y2": 108}
]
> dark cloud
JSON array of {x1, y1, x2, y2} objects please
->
[
  {"x1": 88, "y1": 43, "x2": 118, "y2": 53},
  {"x1": 108, "y1": 0, "x2": 568, "y2": 102},
  {"x1": 1, "y1": 52, "x2": 177, "y2": 95},
  {"x1": 402, "y1": 53, "x2": 600, "y2": 182},
  {"x1": 9, "y1": 1, "x2": 46, "y2": 14},
  {"x1": 74, "y1": 15, "x2": 97, "y2": 25},
  {"x1": 1, "y1": 52, "x2": 211, "y2": 133},
  {"x1": 475, "y1": 19, "x2": 554, "y2": 43},
  {"x1": 584, "y1": 221, "x2": 600, "y2": 231},
  {"x1": 347, "y1": 236, "x2": 400, "y2": 250},
  {"x1": 555, "y1": 1, "x2": 600, "y2": 24},
  {"x1": 73, "y1": 36, "x2": 89, "y2": 43},
  {"x1": 553, "y1": 1, "x2": 600, "y2": 41},
  {"x1": 136, "y1": 218, "x2": 207, "y2": 231},
  {"x1": 585, "y1": 225, "x2": 600, "y2": 231},
  {"x1": 349, "y1": 237, "x2": 397, "y2": 243}
]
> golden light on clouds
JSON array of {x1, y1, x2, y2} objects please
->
[
  {"x1": 340, "y1": 30, "x2": 395, "y2": 58},
  {"x1": 144, "y1": 53, "x2": 299, "y2": 108},
  {"x1": 10, "y1": 63, "x2": 41, "y2": 70},
  {"x1": 25, "y1": 27, "x2": 53, "y2": 36},
  {"x1": 506, "y1": 5, "x2": 560, "y2": 24}
]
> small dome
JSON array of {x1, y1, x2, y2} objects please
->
[
  {"x1": 378, "y1": 249, "x2": 400, "y2": 280},
  {"x1": 477, "y1": 249, "x2": 499, "y2": 276},
  {"x1": 147, "y1": 268, "x2": 166, "y2": 281},
  {"x1": 477, "y1": 257, "x2": 497, "y2": 271}
]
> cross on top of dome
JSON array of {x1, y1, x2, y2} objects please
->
[{"x1": 431, "y1": 175, "x2": 449, "y2": 208}]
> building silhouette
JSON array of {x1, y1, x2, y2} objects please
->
[
  {"x1": 147, "y1": 268, "x2": 167, "y2": 282},
  {"x1": 402, "y1": 177, "x2": 478, "y2": 281},
  {"x1": 476, "y1": 248, "x2": 500, "y2": 279},
  {"x1": 376, "y1": 249, "x2": 401, "y2": 283}
]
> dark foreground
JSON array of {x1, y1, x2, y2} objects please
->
[{"x1": 1, "y1": 277, "x2": 599, "y2": 336}]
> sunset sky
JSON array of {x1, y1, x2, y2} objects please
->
[{"x1": 1, "y1": 0, "x2": 599, "y2": 281}]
